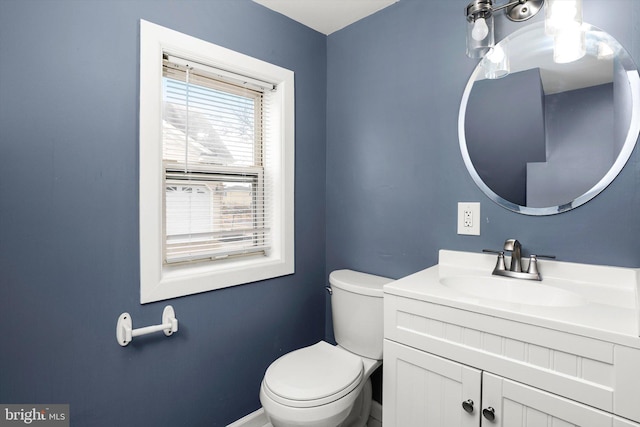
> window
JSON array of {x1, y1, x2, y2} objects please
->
[
  {"x1": 139, "y1": 20, "x2": 294, "y2": 303},
  {"x1": 161, "y1": 55, "x2": 269, "y2": 264}
]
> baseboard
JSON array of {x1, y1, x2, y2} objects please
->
[{"x1": 226, "y1": 408, "x2": 269, "y2": 427}]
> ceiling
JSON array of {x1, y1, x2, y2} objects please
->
[{"x1": 252, "y1": 0, "x2": 399, "y2": 35}]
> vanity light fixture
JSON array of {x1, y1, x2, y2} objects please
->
[{"x1": 466, "y1": 0, "x2": 544, "y2": 59}]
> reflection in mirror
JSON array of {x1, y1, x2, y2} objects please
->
[{"x1": 459, "y1": 21, "x2": 640, "y2": 215}]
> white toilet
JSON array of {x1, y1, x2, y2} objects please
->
[{"x1": 260, "y1": 269, "x2": 392, "y2": 427}]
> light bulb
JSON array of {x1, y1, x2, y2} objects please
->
[{"x1": 472, "y1": 17, "x2": 489, "y2": 41}]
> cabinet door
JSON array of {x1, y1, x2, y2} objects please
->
[
  {"x1": 383, "y1": 340, "x2": 481, "y2": 427},
  {"x1": 482, "y1": 372, "x2": 614, "y2": 427}
]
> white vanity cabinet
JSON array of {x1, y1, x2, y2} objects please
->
[
  {"x1": 384, "y1": 340, "x2": 633, "y2": 426},
  {"x1": 383, "y1": 293, "x2": 640, "y2": 427},
  {"x1": 382, "y1": 340, "x2": 482, "y2": 427},
  {"x1": 384, "y1": 339, "x2": 481, "y2": 426}
]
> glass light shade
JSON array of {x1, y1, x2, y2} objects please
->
[
  {"x1": 545, "y1": 0, "x2": 583, "y2": 35},
  {"x1": 466, "y1": 14, "x2": 494, "y2": 58},
  {"x1": 553, "y1": 22, "x2": 586, "y2": 63},
  {"x1": 483, "y1": 45, "x2": 510, "y2": 79}
]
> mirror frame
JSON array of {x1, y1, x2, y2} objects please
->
[{"x1": 458, "y1": 22, "x2": 640, "y2": 215}]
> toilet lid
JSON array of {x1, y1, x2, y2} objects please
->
[
  {"x1": 263, "y1": 341, "x2": 363, "y2": 406},
  {"x1": 329, "y1": 269, "x2": 392, "y2": 297}
]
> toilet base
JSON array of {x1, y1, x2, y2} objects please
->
[
  {"x1": 338, "y1": 377, "x2": 372, "y2": 427},
  {"x1": 262, "y1": 378, "x2": 374, "y2": 427}
]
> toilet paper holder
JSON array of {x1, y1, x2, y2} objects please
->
[{"x1": 116, "y1": 305, "x2": 178, "y2": 347}]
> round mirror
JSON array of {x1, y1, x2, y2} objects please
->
[{"x1": 459, "y1": 21, "x2": 640, "y2": 215}]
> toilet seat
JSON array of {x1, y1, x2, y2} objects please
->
[{"x1": 262, "y1": 341, "x2": 364, "y2": 408}]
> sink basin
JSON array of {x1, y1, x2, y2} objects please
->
[
  {"x1": 384, "y1": 250, "x2": 640, "y2": 339},
  {"x1": 439, "y1": 276, "x2": 585, "y2": 307}
]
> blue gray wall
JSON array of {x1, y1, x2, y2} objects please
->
[
  {"x1": 0, "y1": 1, "x2": 326, "y2": 426},
  {"x1": 2, "y1": 0, "x2": 640, "y2": 426},
  {"x1": 326, "y1": 0, "x2": 640, "y2": 288}
]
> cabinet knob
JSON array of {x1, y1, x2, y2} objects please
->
[
  {"x1": 482, "y1": 407, "x2": 496, "y2": 421},
  {"x1": 461, "y1": 399, "x2": 474, "y2": 413}
]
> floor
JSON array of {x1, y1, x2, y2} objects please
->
[
  {"x1": 261, "y1": 416, "x2": 381, "y2": 427},
  {"x1": 228, "y1": 402, "x2": 383, "y2": 427}
]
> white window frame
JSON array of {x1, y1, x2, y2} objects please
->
[{"x1": 139, "y1": 20, "x2": 294, "y2": 304}]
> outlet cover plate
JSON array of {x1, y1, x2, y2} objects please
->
[{"x1": 458, "y1": 202, "x2": 480, "y2": 235}]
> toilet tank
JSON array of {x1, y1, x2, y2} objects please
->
[{"x1": 329, "y1": 269, "x2": 393, "y2": 360}]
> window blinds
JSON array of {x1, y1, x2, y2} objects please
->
[{"x1": 161, "y1": 55, "x2": 273, "y2": 264}]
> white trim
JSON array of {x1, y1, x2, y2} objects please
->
[
  {"x1": 139, "y1": 20, "x2": 294, "y2": 303},
  {"x1": 226, "y1": 408, "x2": 269, "y2": 427}
]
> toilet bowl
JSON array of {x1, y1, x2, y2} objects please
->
[
  {"x1": 259, "y1": 270, "x2": 393, "y2": 427},
  {"x1": 260, "y1": 341, "x2": 380, "y2": 427}
]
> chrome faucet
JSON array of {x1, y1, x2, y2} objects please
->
[
  {"x1": 504, "y1": 239, "x2": 522, "y2": 272},
  {"x1": 483, "y1": 239, "x2": 555, "y2": 281}
]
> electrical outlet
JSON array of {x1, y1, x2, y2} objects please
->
[
  {"x1": 458, "y1": 202, "x2": 480, "y2": 235},
  {"x1": 464, "y1": 209, "x2": 473, "y2": 227}
]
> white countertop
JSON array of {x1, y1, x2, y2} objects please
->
[{"x1": 384, "y1": 250, "x2": 640, "y2": 348}]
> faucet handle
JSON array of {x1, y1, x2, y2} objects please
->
[
  {"x1": 526, "y1": 255, "x2": 539, "y2": 275},
  {"x1": 483, "y1": 250, "x2": 507, "y2": 272},
  {"x1": 494, "y1": 252, "x2": 507, "y2": 272},
  {"x1": 526, "y1": 254, "x2": 555, "y2": 278},
  {"x1": 482, "y1": 249, "x2": 503, "y2": 255}
]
